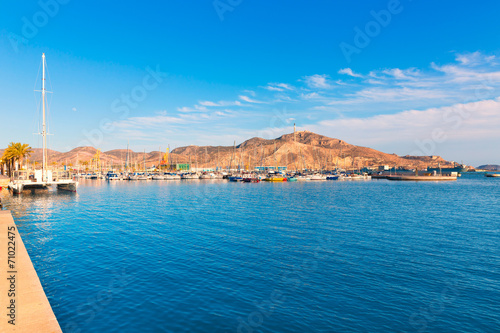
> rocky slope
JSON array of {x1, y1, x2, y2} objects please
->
[{"x1": 4, "y1": 131, "x2": 458, "y2": 170}]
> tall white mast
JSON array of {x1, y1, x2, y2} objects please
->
[{"x1": 42, "y1": 53, "x2": 47, "y2": 176}]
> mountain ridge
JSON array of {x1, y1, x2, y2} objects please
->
[{"x1": 1, "y1": 131, "x2": 463, "y2": 170}]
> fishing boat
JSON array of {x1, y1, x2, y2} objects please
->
[
  {"x1": 485, "y1": 173, "x2": 500, "y2": 178},
  {"x1": 326, "y1": 175, "x2": 339, "y2": 180},
  {"x1": 8, "y1": 54, "x2": 78, "y2": 194}
]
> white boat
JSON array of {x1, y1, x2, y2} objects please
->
[
  {"x1": 129, "y1": 173, "x2": 151, "y2": 180},
  {"x1": 106, "y1": 172, "x2": 123, "y2": 180},
  {"x1": 164, "y1": 173, "x2": 181, "y2": 180},
  {"x1": 345, "y1": 174, "x2": 364, "y2": 180},
  {"x1": 309, "y1": 174, "x2": 327, "y2": 181},
  {"x1": 181, "y1": 173, "x2": 199, "y2": 179},
  {"x1": 152, "y1": 174, "x2": 166, "y2": 180},
  {"x1": 295, "y1": 175, "x2": 311, "y2": 181},
  {"x1": 199, "y1": 172, "x2": 223, "y2": 179},
  {"x1": 8, "y1": 54, "x2": 78, "y2": 194}
]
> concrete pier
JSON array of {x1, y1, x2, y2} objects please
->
[{"x1": 0, "y1": 210, "x2": 62, "y2": 332}]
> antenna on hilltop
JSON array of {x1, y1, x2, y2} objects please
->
[{"x1": 294, "y1": 123, "x2": 296, "y2": 143}]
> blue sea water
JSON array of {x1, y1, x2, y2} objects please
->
[{"x1": 2, "y1": 173, "x2": 499, "y2": 332}]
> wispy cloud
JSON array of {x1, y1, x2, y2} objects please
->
[
  {"x1": 381, "y1": 68, "x2": 420, "y2": 80},
  {"x1": 198, "y1": 100, "x2": 242, "y2": 107},
  {"x1": 338, "y1": 68, "x2": 363, "y2": 78},
  {"x1": 456, "y1": 51, "x2": 496, "y2": 66},
  {"x1": 177, "y1": 105, "x2": 208, "y2": 112},
  {"x1": 304, "y1": 74, "x2": 332, "y2": 89},
  {"x1": 239, "y1": 95, "x2": 267, "y2": 104},
  {"x1": 264, "y1": 82, "x2": 294, "y2": 91}
]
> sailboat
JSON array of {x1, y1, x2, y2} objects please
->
[{"x1": 9, "y1": 53, "x2": 78, "y2": 194}]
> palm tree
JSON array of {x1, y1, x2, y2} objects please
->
[
  {"x1": 12, "y1": 143, "x2": 33, "y2": 170},
  {"x1": 2, "y1": 142, "x2": 33, "y2": 176},
  {"x1": 2, "y1": 142, "x2": 17, "y2": 176}
]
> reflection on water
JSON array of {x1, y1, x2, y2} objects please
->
[{"x1": 2, "y1": 187, "x2": 78, "y2": 220}]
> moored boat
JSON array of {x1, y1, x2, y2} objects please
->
[
  {"x1": 485, "y1": 173, "x2": 500, "y2": 178},
  {"x1": 387, "y1": 174, "x2": 457, "y2": 181},
  {"x1": 8, "y1": 54, "x2": 78, "y2": 194},
  {"x1": 309, "y1": 174, "x2": 327, "y2": 181}
]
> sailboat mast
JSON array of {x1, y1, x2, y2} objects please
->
[{"x1": 42, "y1": 53, "x2": 47, "y2": 175}]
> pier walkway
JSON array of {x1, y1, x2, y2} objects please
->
[{"x1": 0, "y1": 210, "x2": 61, "y2": 332}]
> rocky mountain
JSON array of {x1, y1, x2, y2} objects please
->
[
  {"x1": 3, "y1": 131, "x2": 457, "y2": 170},
  {"x1": 477, "y1": 164, "x2": 500, "y2": 171}
]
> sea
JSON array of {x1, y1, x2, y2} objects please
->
[{"x1": 1, "y1": 173, "x2": 499, "y2": 332}]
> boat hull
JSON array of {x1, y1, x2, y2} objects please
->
[{"x1": 387, "y1": 175, "x2": 457, "y2": 181}]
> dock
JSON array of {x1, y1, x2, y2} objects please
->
[{"x1": 0, "y1": 210, "x2": 62, "y2": 332}]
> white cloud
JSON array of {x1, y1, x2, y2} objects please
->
[
  {"x1": 198, "y1": 100, "x2": 242, "y2": 107},
  {"x1": 304, "y1": 74, "x2": 332, "y2": 89},
  {"x1": 274, "y1": 83, "x2": 293, "y2": 90},
  {"x1": 309, "y1": 98, "x2": 500, "y2": 153},
  {"x1": 265, "y1": 86, "x2": 284, "y2": 92},
  {"x1": 239, "y1": 95, "x2": 266, "y2": 104},
  {"x1": 338, "y1": 68, "x2": 363, "y2": 78},
  {"x1": 177, "y1": 105, "x2": 208, "y2": 112},
  {"x1": 199, "y1": 101, "x2": 219, "y2": 107},
  {"x1": 456, "y1": 51, "x2": 496, "y2": 66},
  {"x1": 264, "y1": 82, "x2": 294, "y2": 92},
  {"x1": 301, "y1": 92, "x2": 320, "y2": 100},
  {"x1": 431, "y1": 63, "x2": 500, "y2": 84},
  {"x1": 381, "y1": 68, "x2": 420, "y2": 80}
]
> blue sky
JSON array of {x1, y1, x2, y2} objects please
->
[{"x1": 1, "y1": 0, "x2": 499, "y2": 165}]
